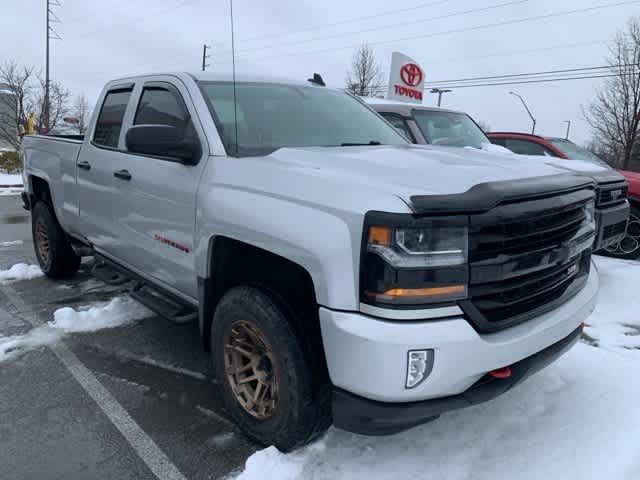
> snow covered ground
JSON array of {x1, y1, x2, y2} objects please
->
[
  {"x1": 0, "y1": 296, "x2": 150, "y2": 362},
  {"x1": 0, "y1": 172, "x2": 23, "y2": 196},
  {"x1": 0, "y1": 172, "x2": 22, "y2": 186},
  {"x1": 236, "y1": 255, "x2": 640, "y2": 480}
]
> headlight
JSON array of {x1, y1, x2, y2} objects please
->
[
  {"x1": 361, "y1": 213, "x2": 469, "y2": 308},
  {"x1": 368, "y1": 226, "x2": 467, "y2": 268}
]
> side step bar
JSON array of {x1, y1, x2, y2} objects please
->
[
  {"x1": 130, "y1": 282, "x2": 197, "y2": 324},
  {"x1": 90, "y1": 255, "x2": 197, "y2": 324}
]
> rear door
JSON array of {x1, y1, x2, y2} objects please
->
[
  {"x1": 77, "y1": 85, "x2": 134, "y2": 246},
  {"x1": 109, "y1": 78, "x2": 208, "y2": 299}
]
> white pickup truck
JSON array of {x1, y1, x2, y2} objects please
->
[{"x1": 21, "y1": 72, "x2": 599, "y2": 451}]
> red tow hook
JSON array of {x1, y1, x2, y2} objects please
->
[{"x1": 488, "y1": 367, "x2": 512, "y2": 379}]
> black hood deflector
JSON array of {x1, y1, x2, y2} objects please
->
[{"x1": 409, "y1": 173, "x2": 595, "y2": 215}]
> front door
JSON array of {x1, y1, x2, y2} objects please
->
[{"x1": 109, "y1": 79, "x2": 207, "y2": 299}]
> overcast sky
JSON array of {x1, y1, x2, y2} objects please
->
[{"x1": 2, "y1": 0, "x2": 639, "y2": 145}]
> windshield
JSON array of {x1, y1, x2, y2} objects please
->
[
  {"x1": 412, "y1": 109, "x2": 489, "y2": 149},
  {"x1": 198, "y1": 81, "x2": 408, "y2": 156},
  {"x1": 548, "y1": 139, "x2": 610, "y2": 167}
]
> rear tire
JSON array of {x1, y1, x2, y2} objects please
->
[
  {"x1": 31, "y1": 201, "x2": 81, "y2": 278},
  {"x1": 211, "y1": 286, "x2": 331, "y2": 452},
  {"x1": 602, "y1": 205, "x2": 640, "y2": 260}
]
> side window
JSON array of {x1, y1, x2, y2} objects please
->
[
  {"x1": 134, "y1": 87, "x2": 190, "y2": 129},
  {"x1": 93, "y1": 89, "x2": 132, "y2": 148},
  {"x1": 505, "y1": 138, "x2": 547, "y2": 156},
  {"x1": 380, "y1": 113, "x2": 414, "y2": 142},
  {"x1": 489, "y1": 137, "x2": 506, "y2": 147}
]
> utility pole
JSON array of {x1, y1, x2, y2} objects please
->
[
  {"x1": 45, "y1": 0, "x2": 62, "y2": 133},
  {"x1": 563, "y1": 120, "x2": 571, "y2": 140},
  {"x1": 202, "y1": 44, "x2": 211, "y2": 71},
  {"x1": 430, "y1": 88, "x2": 452, "y2": 107},
  {"x1": 509, "y1": 91, "x2": 536, "y2": 134}
]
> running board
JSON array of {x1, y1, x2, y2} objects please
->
[
  {"x1": 129, "y1": 282, "x2": 197, "y2": 324},
  {"x1": 91, "y1": 260, "x2": 132, "y2": 286}
]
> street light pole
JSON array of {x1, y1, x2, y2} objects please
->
[
  {"x1": 563, "y1": 120, "x2": 571, "y2": 140},
  {"x1": 430, "y1": 88, "x2": 452, "y2": 107},
  {"x1": 509, "y1": 91, "x2": 536, "y2": 134}
]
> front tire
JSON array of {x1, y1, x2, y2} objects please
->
[
  {"x1": 211, "y1": 286, "x2": 330, "y2": 451},
  {"x1": 31, "y1": 201, "x2": 81, "y2": 278},
  {"x1": 603, "y1": 205, "x2": 640, "y2": 260}
]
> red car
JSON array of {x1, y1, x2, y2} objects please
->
[{"x1": 488, "y1": 132, "x2": 640, "y2": 259}]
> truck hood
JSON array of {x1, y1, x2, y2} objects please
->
[{"x1": 266, "y1": 144, "x2": 577, "y2": 200}]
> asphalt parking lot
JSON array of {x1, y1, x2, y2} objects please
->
[{"x1": 0, "y1": 195, "x2": 257, "y2": 480}]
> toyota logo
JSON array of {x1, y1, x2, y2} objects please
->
[{"x1": 400, "y1": 63, "x2": 423, "y2": 87}]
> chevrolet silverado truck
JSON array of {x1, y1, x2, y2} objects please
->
[
  {"x1": 365, "y1": 98, "x2": 630, "y2": 254},
  {"x1": 21, "y1": 72, "x2": 599, "y2": 451}
]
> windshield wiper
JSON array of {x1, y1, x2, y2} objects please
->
[{"x1": 340, "y1": 141, "x2": 382, "y2": 146}]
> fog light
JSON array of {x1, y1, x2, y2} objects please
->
[{"x1": 406, "y1": 349, "x2": 434, "y2": 389}]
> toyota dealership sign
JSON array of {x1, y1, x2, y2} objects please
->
[{"x1": 386, "y1": 52, "x2": 424, "y2": 104}]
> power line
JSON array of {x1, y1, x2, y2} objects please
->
[
  {"x1": 219, "y1": 0, "x2": 640, "y2": 65},
  {"x1": 218, "y1": 0, "x2": 528, "y2": 56},
  {"x1": 211, "y1": 0, "x2": 452, "y2": 46},
  {"x1": 372, "y1": 72, "x2": 631, "y2": 94},
  {"x1": 429, "y1": 73, "x2": 628, "y2": 88},
  {"x1": 424, "y1": 64, "x2": 639, "y2": 85}
]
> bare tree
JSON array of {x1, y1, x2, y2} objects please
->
[
  {"x1": 0, "y1": 61, "x2": 35, "y2": 149},
  {"x1": 345, "y1": 43, "x2": 384, "y2": 97},
  {"x1": 71, "y1": 93, "x2": 91, "y2": 134},
  {"x1": 584, "y1": 17, "x2": 640, "y2": 169},
  {"x1": 34, "y1": 77, "x2": 71, "y2": 133}
]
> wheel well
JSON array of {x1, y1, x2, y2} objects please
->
[
  {"x1": 200, "y1": 236, "x2": 329, "y2": 382},
  {"x1": 30, "y1": 176, "x2": 52, "y2": 206},
  {"x1": 629, "y1": 196, "x2": 640, "y2": 211}
]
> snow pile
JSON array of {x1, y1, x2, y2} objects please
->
[
  {"x1": 0, "y1": 263, "x2": 43, "y2": 284},
  {"x1": 585, "y1": 256, "x2": 640, "y2": 351},
  {"x1": 0, "y1": 173, "x2": 22, "y2": 186},
  {"x1": 0, "y1": 297, "x2": 150, "y2": 362},
  {"x1": 235, "y1": 256, "x2": 640, "y2": 480},
  {"x1": 49, "y1": 296, "x2": 150, "y2": 333}
]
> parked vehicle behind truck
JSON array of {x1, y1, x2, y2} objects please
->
[
  {"x1": 22, "y1": 72, "x2": 599, "y2": 450},
  {"x1": 487, "y1": 132, "x2": 640, "y2": 259},
  {"x1": 365, "y1": 98, "x2": 630, "y2": 254}
]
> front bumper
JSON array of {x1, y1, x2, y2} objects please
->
[
  {"x1": 333, "y1": 324, "x2": 583, "y2": 435},
  {"x1": 594, "y1": 200, "x2": 629, "y2": 250},
  {"x1": 320, "y1": 263, "x2": 598, "y2": 434}
]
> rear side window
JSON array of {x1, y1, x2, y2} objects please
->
[
  {"x1": 93, "y1": 89, "x2": 132, "y2": 148},
  {"x1": 134, "y1": 87, "x2": 190, "y2": 129},
  {"x1": 504, "y1": 139, "x2": 550, "y2": 156}
]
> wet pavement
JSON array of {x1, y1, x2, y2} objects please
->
[{"x1": 0, "y1": 195, "x2": 257, "y2": 480}]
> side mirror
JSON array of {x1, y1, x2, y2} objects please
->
[{"x1": 125, "y1": 124, "x2": 199, "y2": 164}]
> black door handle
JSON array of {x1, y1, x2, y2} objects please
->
[
  {"x1": 77, "y1": 160, "x2": 91, "y2": 171},
  {"x1": 113, "y1": 169, "x2": 132, "y2": 181}
]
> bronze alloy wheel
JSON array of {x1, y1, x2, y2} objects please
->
[
  {"x1": 605, "y1": 211, "x2": 640, "y2": 258},
  {"x1": 35, "y1": 219, "x2": 50, "y2": 266},
  {"x1": 224, "y1": 320, "x2": 279, "y2": 419}
]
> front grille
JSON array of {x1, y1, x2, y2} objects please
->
[
  {"x1": 597, "y1": 183, "x2": 628, "y2": 207},
  {"x1": 603, "y1": 220, "x2": 628, "y2": 240},
  {"x1": 463, "y1": 188, "x2": 595, "y2": 333}
]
